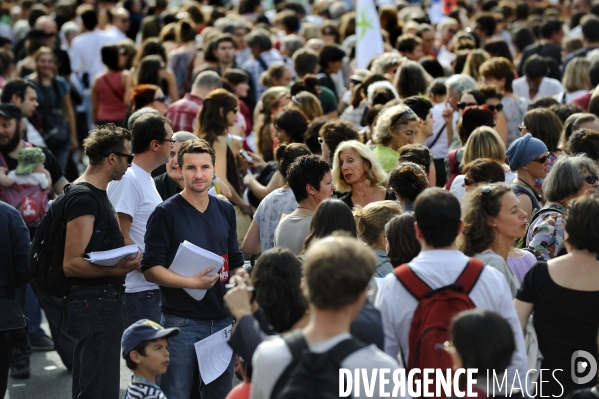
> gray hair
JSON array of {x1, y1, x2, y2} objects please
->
[
  {"x1": 542, "y1": 154, "x2": 598, "y2": 202},
  {"x1": 282, "y1": 34, "x2": 305, "y2": 58},
  {"x1": 172, "y1": 131, "x2": 198, "y2": 142},
  {"x1": 193, "y1": 71, "x2": 223, "y2": 91},
  {"x1": 329, "y1": 1, "x2": 349, "y2": 20},
  {"x1": 372, "y1": 104, "x2": 419, "y2": 146},
  {"x1": 371, "y1": 52, "x2": 405, "y2": 75},
  {"x1": 128, "y1": 107, "x2": 161, "y2": 130},
  {"x1": 61, "y1": 21, "x2": 81, "y2": 36},
  {"x1": 445, "y1": 74, "x2": 477, "y2": 96}
]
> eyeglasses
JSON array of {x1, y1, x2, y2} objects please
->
[
  {"x1": 457, "y1": 102, "x2": 477, "y2": 110},
  {"x1": 152, "y1": 96, "x2": 167, "y2": 103},
  {"x1": 481, "y1": 185, "x2": 492, "y2": 214},
  {"x1": 532, "y1": 153, "x2": 550, "y2": 164},
  {"x1": 584, "y1": 175, "x2": 599, "y2": 184},
  {"x1": 318, "y1": 137, "x2": 324, "y2": 145},
  {"x1": 487, "y1": 104, "x2": 503, "y2": 112},
  {"x1": 157, "y1": 138, "x2": 176, "y2": 144},
  {"x1": 390, "y1": 109, "x2": 413, "y2": 126},
  {"x1": 105, "y1": 152, "x2": 134, "y2": 164}
]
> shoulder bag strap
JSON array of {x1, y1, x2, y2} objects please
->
[
  {"x1": 102, "y1": 74, "x2": 123, "y2": 101},
  {"x1": 455, "y1": 258, "x2": 485, "y2": 294},
  {"x1": 427, "y1": 123, "x2": 447, "y2": 150},
  {"x1": 255, "y1": 54, "x2": 269, "y2": 72},
  {"x1": 328, "y1": 337, "x2": 367, "y2": 365},
  {"x1": 394, "y1": 264, "x2": 431, "y2": 301}
]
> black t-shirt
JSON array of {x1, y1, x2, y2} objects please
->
[
  {"x1": 153, "y1": 172, "x2": 182, "y2": 202},
  {"x1": 339, "y1": 190, "x2": 396, "y2": 209},
  {"x1": 64, "y1": 182, "x2": 126, "y2": 287},
  {"x1": 516, "y1": 262, "x2": 599, "y2": 396},
  {"x1": 1, "y1": 144, "x2": 64, "y2": 189}
]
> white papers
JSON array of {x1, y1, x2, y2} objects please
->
[
  {"x1": 85, "y1": 244, "x2": 139, "y2": 266},
  {"x1": 194, "y1": 325, "x2": 233, "y2": 385},
  {"x1": 169, "y1": 241, "x2": 224, "y2": 300}
]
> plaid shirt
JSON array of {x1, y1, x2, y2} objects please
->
[
  {"x1": 242, "y1": 49, "x2": 284, "y2": 104},
  {"x1": 165, "y1": 93, "x2": 203, "y2": 133}
]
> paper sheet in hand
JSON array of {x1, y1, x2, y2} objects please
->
[
  {"x1": 194, "y1": 325, "x2": 232, "y2": 385},
  {"x1": 169, "y1": 241, "x2": 224, "y2": 300},
  {"x1": 85, "y1": 244, "x2": 139, "y2": 266}
]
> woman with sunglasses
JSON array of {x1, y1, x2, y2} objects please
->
[
  {"x1": 506, "y1": 133, "x2": 549, "y2": 223},
  {"x1": 129, "y1": 84, "x2": 168, "y2": 115},
  {"x1": 196, "y1": 89, "x2": 253, "y2": 221},
  {"x1": 515, "y1": 192, "x2": 599, "y2": 397},
  {"x1": 479, "y1": 84, "x2": 509, "y2": 145},
  {"x1": 525, "y1": 155, "x2": 599, "y2": 261},
  {"x1": 372, "y1": 104, "x2": 420, "y2": 173}
]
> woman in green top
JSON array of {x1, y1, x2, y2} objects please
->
[{"x1": 372, "y1": 105, "x2": 419, "y2": 173}]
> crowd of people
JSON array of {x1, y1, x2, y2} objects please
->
[{"x1": 1, "y1": 0, "x2": 599, "y2": 398}]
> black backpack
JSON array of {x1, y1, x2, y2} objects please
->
[
  {"x1": 29, "y1": 183, "x2": 109, "y2": 298},
  {"x1": 270, "y1": 330, "x2": 366, "y2": 399}
]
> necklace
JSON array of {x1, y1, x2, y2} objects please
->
[{"x1": 516, "y1": 177, "x2": 543, "y2": 202}]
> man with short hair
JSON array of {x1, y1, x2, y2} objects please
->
[
  {"x1": 142, "y1": 139, "x2": 244, "y2": 399},
  {"x1": 243, "y1": 29, "x2": 284, "y2": 104},
  {"x1": 1, "y1": 79, "x2": 43, "y2": 147},
  {"x1": 473, "y1": 13, "x2": 497, "y2": 45},
  {"x1": 403, "y1": 96, "x2": 435, "y2": 144},
  {"x1": 154, "y1": 131, "x2": 198, "y2": 201},
  {"x1": 512, "y1": 55, "x2": 563, "y2": 101},
  {"x1": 106, "y1": 7, "x2": 130, "y2": 41},
  {"x1": 517, "y1": 19, "x2": 563, "y2": 78},
  {"x1": 199, "y1": 34, "x2": 237, "y2": 76},
  {"x1": 250, "y1": 235, "x2": 400, "y2": 399},
  {"x1": 165, "y1": 71, "x2": 223, "y2": 133},
  {"x1": 63, "y1": 124, "x2": 142, "y2": 399},
  {"x1": 375, "y1": 188, "x2": 528, "y2": 389},
  {"x1": 107, "y1": 115, "x2": 173, "y2": 328}
]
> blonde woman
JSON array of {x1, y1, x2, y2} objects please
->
[
  {"x1": 260, "y1": 61, "x2": 293, "y2": 88},
  {"x1": 288, "y1": 91, "x2": 323, "y2": 122},
  {"x1": 332, "y1": 140, "x2": 395, "y2": 208},
  {"x1": 462, "y1": 49, "x2": 491, "y2": 82},
  {"x1": 254, "y1": 87, "x2": 290, "y2": 162},
  {"x1": 372, "y1": 104, "x2": 420, "y2": 173},
  {"x1": 556, "y1": 58, "x2": 591, "y2": 104},
  {"x1": 449, "y1": 126, "x2": 511, "y2": 202}
]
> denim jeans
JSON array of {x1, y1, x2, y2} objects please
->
[
  {"x1": 160, "y1": 313, "x2": 235, "y2": 399},
  {"x1": 23, "y1": 284, "x2": 45, "y2": 340},
  {"x1": 66, "y1": 285, "x2": 124, "y2": 399},
  {"x1": 123, "y1": 289, "x2": 162, "y2": 328}
]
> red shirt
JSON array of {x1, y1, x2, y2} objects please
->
[{"x1": 165, "y1": 93, "x2": 203, "y2": 133}]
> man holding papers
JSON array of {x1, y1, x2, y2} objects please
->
[
  {"x1": 108, "y1": 113, "x2": 174, "y2": 327},
  {"x1": 142, "y1": 139, "x2": 244, "y2": 399},
  {"x1": 62, "y1": 124, "x2": 142, "y2": 399}
]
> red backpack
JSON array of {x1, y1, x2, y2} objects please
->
[
  {"x1": 394, "y1": 258, "x2": 484, "y2": 396},
  {"x1": 0, "y1": 142, "x2": 50, "y2": 227}
]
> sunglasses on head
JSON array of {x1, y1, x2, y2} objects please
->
[
  {"x1": 487, "y1": 104, "x2": 503, "y2": 112},
  {"x1": 584, "y1": 174, "x2": 599, "y2": 184},
  {"x1": 390, "y1": 109, "x2": 414, "y2": 126},
  {"x1": 152, "y1": 95, "x2": 167, "y2": 103},
  {"x1": 532, "y1": 153, "x2": 550, "y2": 164},
  {"x1": 457, "y1": 102, "x2": 478, "y2": 110}
]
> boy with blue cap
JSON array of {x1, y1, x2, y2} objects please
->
[{"x1": 122, "y1": 319, "x2": 180, "y2": 399}]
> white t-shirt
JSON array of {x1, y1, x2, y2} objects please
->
[
  {"x1": 7, "y1": 170, "x2": 49, "y2": 189},
  {"x1": 70, "y1": 30, "x2": 119, "y2": 86},
  {"x1": 512, "y1": 76, "x2": 563, "y2": 101},
  {"x1": 253, "y1": 188, "x2": 297, "y2": 253},
  {"x1": 24, "y1": 119, "x2": 46, "y2": 148},
  {"x1": 425, "y1": 102, "x2": 450, "y2": 159},
  {"x1": 107, "y1": 163, "x2": 162, "y2": 293},
  {"x1": 250, "y1": 332, "x2": 403, "y2": 399}
]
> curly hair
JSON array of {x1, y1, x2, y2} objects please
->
[
  {"x1": 303, "y1": 199, "x2": 357, "y2": 251},
  {"x1": 385, "y1": 213, "x2": 421, "y2": 266},
  {"x1": 458, "y1": 183, "x2": 512, "y2": 256},
  {"x1": 83, "y1": 123, "x2": 132, "y2": 166},
  {"x1": 287, "y1": 155, "x2": 332, "y2": 201},
  {"x1": 568, "y1": 129, "x2": 599, "y2": 161},
  {"x1": 372, "y1": 104, "x2": 419, "y2": 146},
  {"x1": 251, "y1": 247, "x2": 308, "y2": 333}
]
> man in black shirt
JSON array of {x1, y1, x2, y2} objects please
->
[
  {"x1": 153, "y1": 131, "x2": 196, "y2": 201},
  {"x1": 517, "y1": 19, "x2": 563, "y2": 79},
  {"x1": 63, "y1": 124, "x2": 142, "y2": 399}
]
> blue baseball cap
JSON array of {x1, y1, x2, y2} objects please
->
[{"x1": 121, "y1": 319, "x2": 180, "y2": 359}]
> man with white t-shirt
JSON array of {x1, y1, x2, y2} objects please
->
[
  {"x1": 375, "y1": 188, "x2": 529, "y2": 391},
  {"x1": 251, "y1": 236, "x2": 403, "y2": 399},
  {"x1": 107, "y1": 114, "x2": 173, "y2": 327}
]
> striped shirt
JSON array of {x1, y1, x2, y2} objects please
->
[{"x1": 124, "y1": 381, "x2": 167, "y2": 399}]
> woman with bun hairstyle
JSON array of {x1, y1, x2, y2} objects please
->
[
  {"x1": 287, "y1": 92, "x2": 323, "y2": 122},
  {"x1": 260, "y1": 61, "x2": 293, "y2": 88},
  {"x1": 168, "y1": 18, "x2": 203, "y2": 98},
  {"x1": 291, "y1": 75, "x2": 338, "y2": 118},
  {"x1": 506, "y1": 133, "x2": 549, "y2": 222},
  {"x1": 387, "y1": 162, "x2": 429, "y2": 212},
  {"x1": 242, "y1": 143, "x2": 312, "y2": 256},
  {"x1": 353, "y1": 200, "x2": 403, "y2": 277}
]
